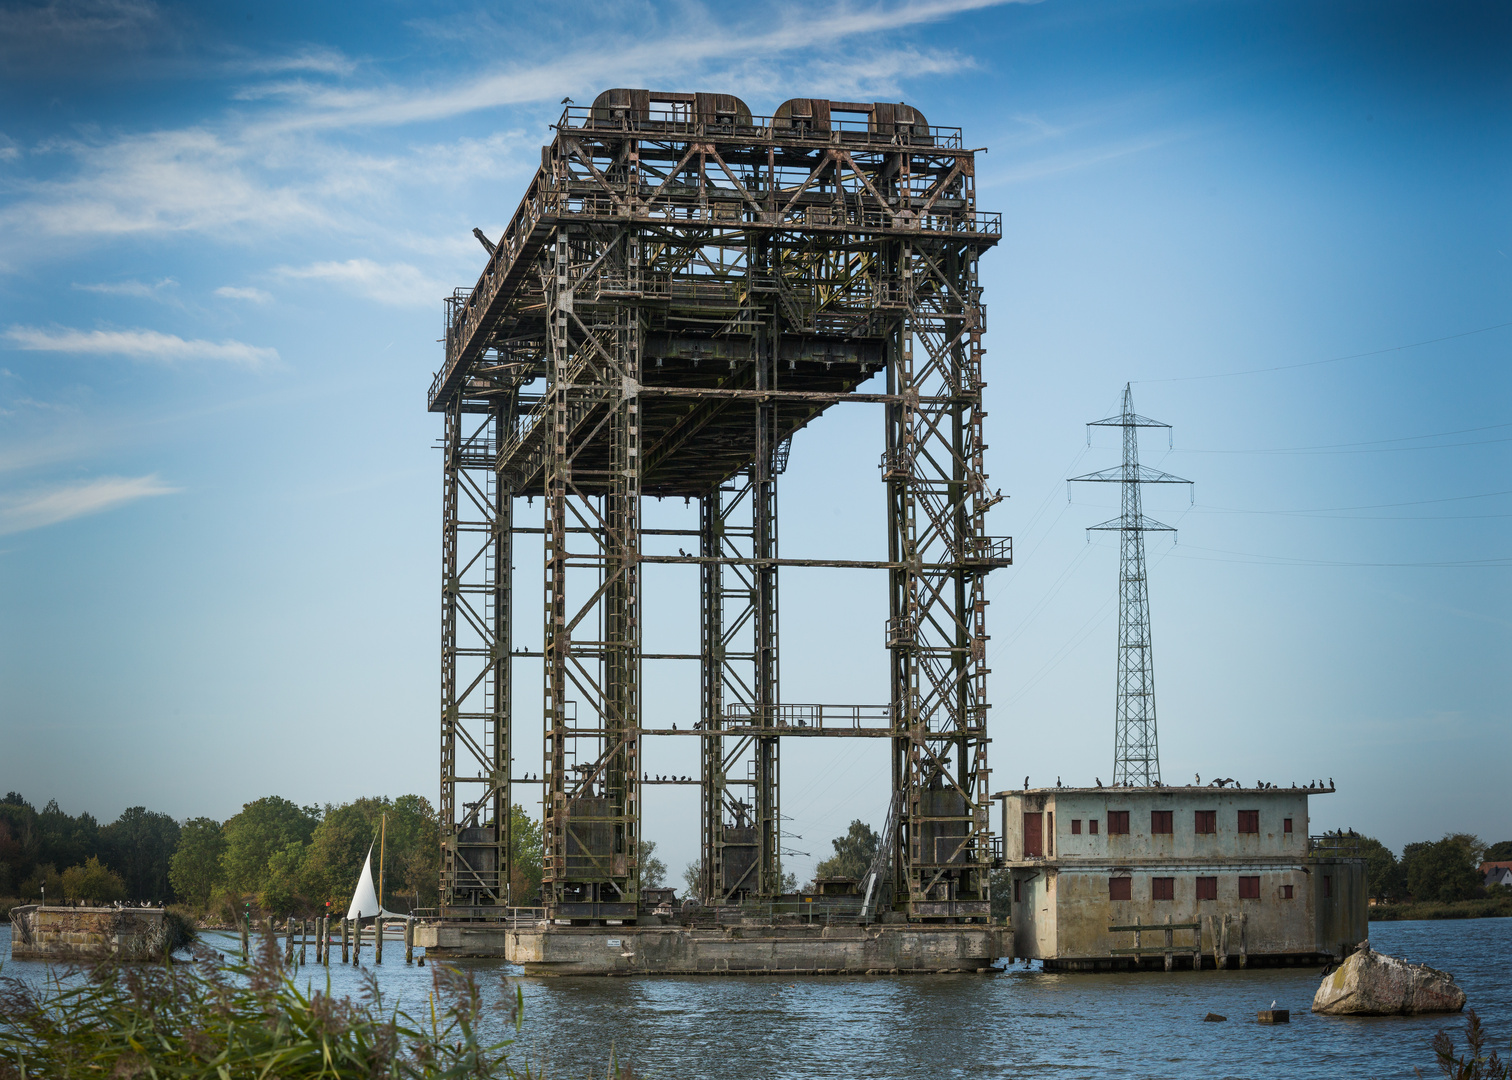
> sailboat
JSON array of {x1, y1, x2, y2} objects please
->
[{"x1": 346, "y1": 814, "x2": 406, "y2": 926}]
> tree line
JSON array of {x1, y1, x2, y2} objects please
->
[
  {"x1": 1354, "y1": 833, "x2": 1510, "y2": 904},
  {"x1": 0, "y1": 791, "x2": 547, "y2": 919}
]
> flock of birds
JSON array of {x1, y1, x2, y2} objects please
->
[{"x1": 1025, "y1": 775, "x2": 1336, "y2": 790}]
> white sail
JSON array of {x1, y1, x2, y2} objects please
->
[{"x1": 346, "y1": 844, "x2": 405, "y2": 921}]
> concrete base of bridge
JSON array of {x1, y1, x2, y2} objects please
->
[{"x1": 415, "y1": 922, "x2": 1010, "y2": 976}]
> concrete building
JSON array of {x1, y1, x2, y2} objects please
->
[
  {"x1": 1482, "y1": 862, "x2": 1512, "y2": 889},
  {"x1": 994, "y1": 785, "x2": 1367, "y2": 971}
]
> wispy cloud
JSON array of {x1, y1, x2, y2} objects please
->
[
  {"x1": 0, "y1": 0, "x2": 170, "y2": 75},
  {"x1": 0, "y1": 474, "x2": 177, "y2": 536},
  {"x1": 4, "y1": 325, "x2": 278, "y2": 369},
  {"x1": 230, "y1": 45, "x2": 357, "y2": 78},
  {"x1": 72, "y1": 277, "x2": 178, "y2": 298},
  {"x1": 274, "y1": 258, "x2": 446, "y2": 307},
  {"x1": 214, "y1": 285, "x2": 272, "y2": 303}
]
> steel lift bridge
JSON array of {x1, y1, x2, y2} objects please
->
[{"x1": 432, "y1": 88, "x2": 1009, "y2": 924}]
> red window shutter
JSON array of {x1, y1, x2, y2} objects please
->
[
  {"x1": 1283, "y1": 818, "x2": 1293, "y2": 833},
  {"x1": 1108, "y1": 811, "x2": 1130, "y2": 835},
  {"x1": 1151, "y1": 811, "x2": 1173, "y2": 834},
  {"x1": 1324, "y1": 875, "x2": 1332, "y2": 898},
  {"x1": 1238, "y1": 810, "x2": 1260, "y2": 834},
  {"x1": 1071, "y1": 819, "x2": 1082, "y2": 835},
  {"x1": 1239, "y1": 876, "x2": 1260, "y2": 899},
  {"x1": 1195, "y1": 810, "x2": 1216, "y2": 834},
  {"x1": 1090, "y1": 819, "x2": 1099, "y2": 835},
  {"x1": 1023, "y1": 812, "x2": 1044, "y2": 857},
  {"x1": 1014, "y1": 879, "x2": 1021, "y2": 903},
  {"x1": 1196, "y1": 876, "x2": 1218, "y2": 900},
  {"x1": 1282, "y1": 884, "x2": 1294, "y2": 899},
  {"x1": 1152, "y1": 877, "x2": 1175, "y2": 900},
  {"x1": 1109, "y1": 877, "x2": 1132, "y2": 901}
]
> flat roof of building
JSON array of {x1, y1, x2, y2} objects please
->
[{"x1": 991, "y1": 785, "x2": 1335, "y2": 798}]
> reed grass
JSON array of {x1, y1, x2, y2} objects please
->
[{"x1": 0, "y1": 928, "x2": 547, "y2": 1079}]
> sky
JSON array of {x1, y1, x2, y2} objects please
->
[{"x1": 0, "y1": 0, "x2": 1507, "y2": 883}]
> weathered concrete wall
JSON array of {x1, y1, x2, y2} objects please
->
[
  {"x1": 418, "y1": 923, "x2": 1009, "y2": 975},
  {"x1": 1001, "y1": 788, "x2": 1310, "y2": 862},
  {"x1": 8, "y1": 905, "x2": 171, "y2": 962},
  {"x1": 1313, "y1": 858, "x2": 1369, "y2": 956}
]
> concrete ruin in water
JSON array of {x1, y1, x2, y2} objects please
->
[
  {"x1": 8, "y1": 905, "x2": 177, "y2": 962},
  {"x1": 996, "y1": 784, "x2": 1368, "y2": 971}
]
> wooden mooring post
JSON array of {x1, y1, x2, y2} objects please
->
[
  {"x1": 404, "y1": 918, "x2": 414, "y2": 965},
  {"x1": 239, "y1": 912, "x2": 249, "y2": 959},
  {"x1": 375, "y1": 917, "x2": 384, "y2": 965},
  {"x1": 1238, "y1": 911, "x2": 1248, "y2": 969},
  {"x1": 1163, "y1": 916, "x2": 1174, "y2": 972},
  {"x1": 353, "y1": 918, "x2": 362, "y2": 965},
  {"x1": 284, "y1": 920, "x2": 295, "y2": 964},
  {"x1": 299, "y1": 919, "x2": 307, "y2": 965},
  {"x1": 341, "y1": 917, "x2": 350, "y2": 964}
]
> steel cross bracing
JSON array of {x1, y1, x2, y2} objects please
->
[
  {"x1": 431, "y1": 89, "x2": 1008, "y2": 922},
  {"x1": 1068, "y1": 383, "x2": 1193, "y2": 788}
]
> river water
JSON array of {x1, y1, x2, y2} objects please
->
[{"x1": 3, "y1": 917, "x2": 1507, "y2": 1078}]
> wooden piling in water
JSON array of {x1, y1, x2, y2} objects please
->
[
  {"x1": 299, "y1": 919, "x2": 307, "y2": 965},
  {"x1": 375, "y1": 917, "x2": 383, "y2": 965},
  {"x1": 1238, "y1": 911, "x2": 1248, "y2": 969},
  {"x1": 341, "y1": 917, "x2": 350, "y2": 963},
  {"x1": 404, "y1": 918, "x2": 414, "y2": 965},
  {"x1": 284, "y1": 920, "x2": 295, "y2": 964},
  {"x1": 239, "y1": 912, "x2": 249, "y2": 959}
]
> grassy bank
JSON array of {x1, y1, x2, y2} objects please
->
[{"x1": 1369, "y1": 897, "x2": 1512, "y2": 921}]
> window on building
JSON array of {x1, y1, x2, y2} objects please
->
[
  {"x1": 1071, "y1": 819, "x2": 1082, "y2": 835},
  {"x1": 1014, "y1": 879, "x2": 1022, "y2": 903},
  {"x1": 1152, "y1": 877, "x2": 1175, "y2": 901},
  {"x1": 1107, "y1": 811, "x2": 1130, "y2": 835},
  {"x1": 1109, "y1": 877, "x2": 1132, "y2": 901},
  {"x1": 1281, "y1": 884, "x2": 1294, "y2": 900},
  {"x1": 1238, "y1": 810, "x2": 1260, "y2": 834},
  {"x1": 1239, "y1": 876, "x2": 1261, "y2": 900},
  {"x1": 1047, "y1": 812, "x2": 1054, "y2": 856},
  {"x1": 1151, "y1": 811, "x2": 1173, "y2": 834},
  {"x1": 1324, "y1": 875, "x2": 1333, "y2": 899},
  {"x1": 1283, "y1": 818, "x2": 1293, "y2": 834},
  {"x1": 1089, "y1": 819, "x2": 1099, "y2": 835},
  {"x1": 1195, "y1": 810, "x2": 1217, "y2": 834},
  {"x1": 1023, "y1": 812, "x2": 1044, "y2": 857},
  {"x1": 1196, "y1": 876, "x2": 1218, "y2": 901}
]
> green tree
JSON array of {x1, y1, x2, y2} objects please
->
[
  {"x1": 220, "y1": 797, "x2": 319, "y2": 897},
  {"x1": 61, "y1": 856, "x2": 126, "y2": 903},
  {"x1": 384, "y1": 794, "x2": 440, "y2": 911},
  {"x1": 36, "y1": 799, "x2": 99, "y2": 872},
  {"x1": 639, "y1": 840, "x2": 667, "y2": 889},
  {"x1": 990, "y1": 868, "x2": 1012, "y2": 919},
  {"x1": 300, "y1": 795, "x2": 439, "y2": 913},
  {"x1": 259, "y1": 841, "x2": 309, "y2": 917},
  {"x1": 169, "y1": 817, "x2": 227, "y2": 908},
  {"x1": 1403, "y1": 834, "x2": 1485, "y2": 903},
  {"x1": 1350, "y1": 834, "x2": 1406, "y2": 901},
  {"x1": 815, "y1": 820, "x2": 880, "y2": 880},
  {"x1": 19, "y1": 863, "x2": 63, "y2": 902},
  {"x1": 99, "y1": 806, "x2": 181, "y2": 902},
  {"x1": 1485, "y1": 840, "x2": 1512, "y2": 862},
  {"x1": 508, "y1": 804, "x2": 543, "y2": 905},
  {"x1": 681, "y1": 859, "x2": 702, "y2": 900}
]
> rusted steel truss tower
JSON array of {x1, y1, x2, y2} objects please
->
[
  {"x1": 433, "y1": 89, "x2": 1007, "y2": 922},
  {"x1": 1069, "y1": 384, "x2": 1192, "y2": 787}
]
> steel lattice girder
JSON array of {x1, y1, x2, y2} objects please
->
[{"x1": 434, "y1": 91, "x2": 1005, "y2": 922}]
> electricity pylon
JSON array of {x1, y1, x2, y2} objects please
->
[{"x1": 1069, "y1": 384, "x2": 1192, "y2": 787}]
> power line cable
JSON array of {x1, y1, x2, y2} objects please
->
[{"x1": 1138, "y1": 319, "x2": 1512, "y2": 383}]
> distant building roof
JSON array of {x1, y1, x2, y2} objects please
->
[{"x1": 991, "y1": 784, "x2": 1333, "y2": 798}]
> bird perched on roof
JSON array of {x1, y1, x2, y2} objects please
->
[
  {"x1": 1024, "y1": 776, "x2": 1029, "y2": 790},
  {"x1": 1056, "y1": 776, "x2": 1062, "y2": 788},
  {"x1": 1329, "y1": 777, "x2": 1334, "y2": 788},
  {"x1": 1095, "y1": 777, "x2": 1103, "y2": 788},
  {"x1": 1195, "y1": 773, "x2": 1200, "y2": 785}
]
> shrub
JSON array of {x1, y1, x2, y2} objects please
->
[{"x1": 60, "y1": 857, "x2": 126, "y2": 904}]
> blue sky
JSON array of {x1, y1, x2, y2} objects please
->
[{"x1": 1, "y1": 0, "x2": 1507, "y2": 880}]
